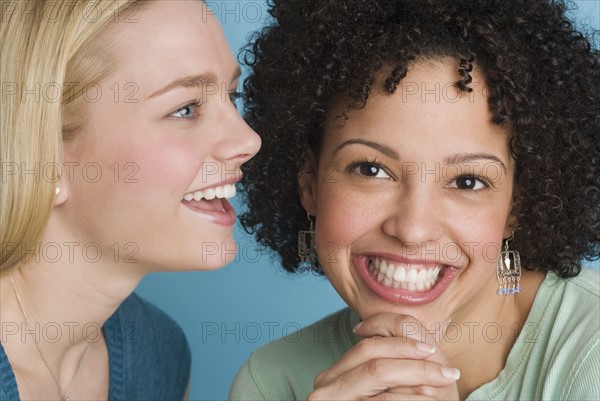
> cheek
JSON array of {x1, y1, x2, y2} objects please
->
[
  {"x1": 314, "y1": 182, "x2": 377, "y2": 253},
  {"x1": 450, "y1": 202, "x2": 510, "y2": 266},
  {"x1": 129, "y1": 137, "x2": 206, "y2": 195},
  {"x1": 77, "y1": 97, "x2": 208, "y2": 195},
  {"x1": 315, "y1": 183, "x2": 347, "y2": 244}
]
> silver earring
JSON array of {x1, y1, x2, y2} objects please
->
[
  {"x1": 496, "y1": 234, "x2": 521, "y2": 295},
  {"x1": 55, "y1": 186, "x2": 61, "y2": 196},
  {"x1": 298, "y1": 213, "x2": 317, "y2": 270}
]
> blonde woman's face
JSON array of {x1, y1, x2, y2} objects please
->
[{"x1": 61, "y1": 1, "x2": 260, "y2": 272}]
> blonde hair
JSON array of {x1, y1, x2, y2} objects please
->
[{"x1": 1, "y1": 0, "x2": 145, "y2": 270}]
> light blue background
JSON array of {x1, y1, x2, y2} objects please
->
[{"x1": 135, "y1": 2, "x2": 600, "y2": 400}]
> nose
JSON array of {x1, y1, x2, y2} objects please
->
[
  {"x1": 382, "y1": 186, "x2": 444, "y2": 248},
  {"x1": 212, "y1": 103, "x2": 261, "y2": 165}
]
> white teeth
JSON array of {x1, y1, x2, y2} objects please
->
[
  {"x1": 393, "y1": 266, "x2": 406, "y2": 282},
  {"x1": 224, "y1": 185, "x2": 236, "y2": 198},
  {"x1": 204, "y1": 188, "x2": 216, "y2": 200},
  {"x1": 385, "y1": 263, "x2": 395, "y2": 279},
  {"x1": 183, "y1": 184, "x2": 237, "y2": 201},
  {"x1": 406, "y1": 269, "x2": 418, "y2": 283},
  {"x1": 379, "y1": 258, "x2": 388, "y2": 274},
  {"x1": 370, "y1": 257, "x2": 443, "y2": 293}
]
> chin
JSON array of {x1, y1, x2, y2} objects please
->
[
  {"x1": 352, "y1": 297, "x2": 452, "y2": 330},
  {"x1": 193, "y1": 239, "x2": 239, "y2": 271}
]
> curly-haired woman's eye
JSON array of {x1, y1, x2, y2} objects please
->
[
  {"x1": 448, "y1": 175, "x2": 489, "y2": 190},
  {"x1": 350, "y1": 162, "x2": 391, "y2": 179}
]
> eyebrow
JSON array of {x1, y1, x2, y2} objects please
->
[
  {"x1": 333, "y1": 138, "x2": 508, "y2": 173},
  {"x1": 147, "y1": 66, "x2": 242, "y2": 99},
  {"x1": 333, "y1": 138, "x2": 400, "y2": 159},
  {"x1": 444, "y1": 153, "x2": 508, "y2": 174}
]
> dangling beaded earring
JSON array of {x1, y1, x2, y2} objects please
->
[
  {"x1": 298, "y1": 213, "x2": 317, "y2": 271},
  {"x1": 496, "y1": 233, "x2": 521, "y2": 295}
]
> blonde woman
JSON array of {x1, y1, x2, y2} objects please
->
[{"x1": 0, "y1": 1, "x2": 260, "y2": 399}]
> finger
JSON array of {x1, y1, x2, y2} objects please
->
[
  {"x1": 315, "y1": 336, "x2": 436, "y2": 387},
  {"x1": 353, "y1": 313, "x2": 452, "y2": 366},
  {"x1": 365, "y1": 393, "x2": 436, "y2": 401},
  {"x1": 386, "y1": 383, "x2": 461, "y2": 401},
  {"x1": 311, "y1": 359, "x2": 460, "y2": 401},
  {"x1": 354, "y1": 313, "x2": 447, "y2": 343}
]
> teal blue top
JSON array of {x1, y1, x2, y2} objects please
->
[
  {"x1": 0, "y1": 293, "x2": 191, "y2": 401},
  {"x1": 230, "y1": 269, "x2": 600, "y2": 400}
]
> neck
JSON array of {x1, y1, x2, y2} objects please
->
[
  {"x1": 0, "y1": 234, "x2": 146, "y2": 387},
  {"x1": 440, "y1": 269, "x2": 545, "y2": 400}
]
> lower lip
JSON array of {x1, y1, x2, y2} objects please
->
[
  {"x1": 355, "y1": 255, "x2": 458, "y2": 305},
  {"x1": 182, "y1": 198, "x2": 236, "y2": 226}
]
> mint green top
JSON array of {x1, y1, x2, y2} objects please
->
[{"x1": 230, "y1": 269, "x2": 600, "y2": 400}]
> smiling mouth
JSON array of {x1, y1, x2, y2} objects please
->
[
  {"x1": 180, "y1": 183, "x2": 238, "y2": 226},
  {"x1": 182, "y1": 184, "x2": 236, "y2": 202},
  {"x1": 367, "y1": 256, "x2": 445, "y2": 292}
]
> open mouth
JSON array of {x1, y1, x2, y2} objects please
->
[
  {"x1": 356, "y1": 255, "x2": 458, "y2": 305},
  {"x1": 181, "y1": 183, "x2": 237, "y2": 226},
  {"x1": 368, "y1": 256, "x2": 443, "y2": 292}
]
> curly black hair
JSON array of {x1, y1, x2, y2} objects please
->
[{"x1": 239, "y1": 0, "x2": 600, "y2": 278}]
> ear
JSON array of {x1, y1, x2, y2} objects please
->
[
  {"x1": 503, "y1": 194, "x2": 519, "y2": 239},
  {"x1": 298, "y1": 150, "x2": 318, "y2": 216}
]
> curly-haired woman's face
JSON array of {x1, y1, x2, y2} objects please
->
[
  {"x1": 59, "y1": 1, "x2": 260, "y2": 272},
  {"x1": 300, "y1": 59, "x2": 516, "y2": 328}
]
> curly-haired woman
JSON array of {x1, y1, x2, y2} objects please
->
[{"x1": 230, "y1": 0, "x2": 599, "y2": 399}]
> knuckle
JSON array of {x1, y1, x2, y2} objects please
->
[
  {"x1": 313, "y1": 370, "x2": 328, "y2": 387},
  {"x1": 392, "y1": 314, "x2": 420, "y2": 333},
  {"x1": 307, "y1": 389, "x2": 324, "y2": 401},
  {"x1": 355, "y1": 337, "x2": 375, "y2": 353},
  {"x1": 365, "y1": 358, "x2": 386, "y2": 378},
  {"x1": 417, "y1": 360, "x2": 431, "y2": 378},
  {"x1": 418, "y1": 360, "x2": 444, "y2": 381},
  {"x1": 365, "y1": 392, "x2": 393, "y2": 401}
]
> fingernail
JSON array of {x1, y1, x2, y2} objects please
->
[
  {"x1": 416, "y1": 341, "x2": 436, "y2": 354},
  {"x1": 441, "y1": 367, "x2": 461, "y2": 381},
  {"x1": 352, "y1": 321, "x2": 363, "y2": 333}
]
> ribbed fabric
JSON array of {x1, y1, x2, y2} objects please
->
[
  {"x1": 0, "y1": 341, "x2": 19, "y2": 401},
  {"x1": 105, "y1": 307, "x2": 126, "y2": 401},
  {"x1": 229, "y1": 269, "x2": 600, "y2": 401},
  {"x1": 0, "y1": 293, "x2": 191, "y2": 401}
]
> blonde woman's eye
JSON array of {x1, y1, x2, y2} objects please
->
[
  {"x1": 170, "y1": 101, "x2": 200, "y2": 119},
  {"x1": 449, "y1": 175, "x2": 489, "y2": 190}
]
